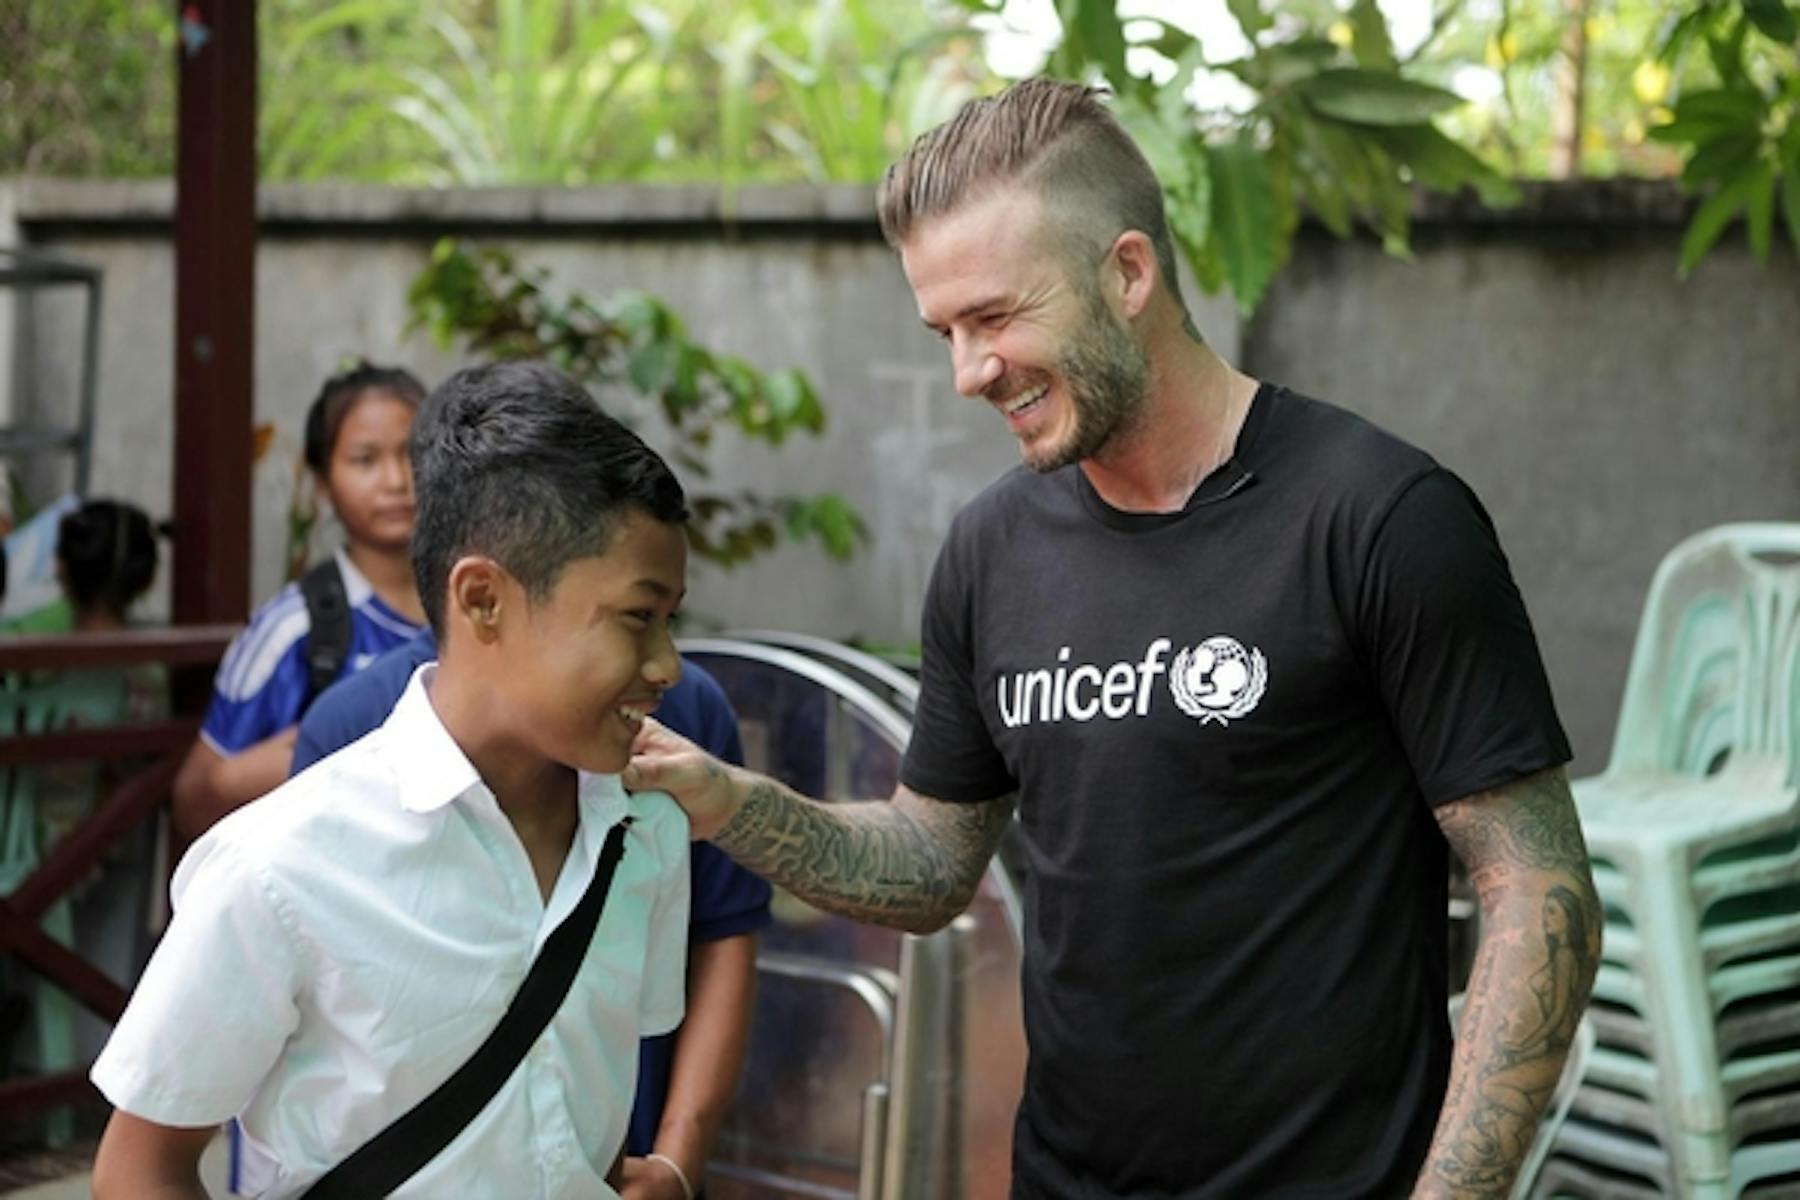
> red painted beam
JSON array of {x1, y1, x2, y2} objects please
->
[
  {"x1": 0, "y1": 722, "x2": 198, "y2": 769},
  {"x1": 0, "y1": 905, "x2": 131, "y2": 1022},
  {"x1": 172, "y1": 0, "x2": 257, "y2": 627},
  {"x1": 0, "y1": 625, "x2": 235, "y2": 672},
  {"x1": 0, "y1": 1070, "x2": 105, "y2": 1122},
  {"x1": 7, "y1": 754, "x2": 182, "y2": 920}
]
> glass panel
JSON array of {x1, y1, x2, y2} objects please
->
[
  {"x1": 710, "y1": 963, "x2": 890, "y2": 1200},
  {"x1": 686, "y1": 642, "x2": 1027, "y2": 1200}
]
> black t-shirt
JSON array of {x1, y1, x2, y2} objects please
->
[{"x1": 901, "y1": 384, "x2": 1570, "y2": 1199}]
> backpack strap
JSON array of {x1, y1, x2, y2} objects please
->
[
  {"x1": 298, "y1": 558, "x2": 352, "y2": 712},
  {"x1": 304, "y1": 816, "x2": 634, "y2": 1198}
]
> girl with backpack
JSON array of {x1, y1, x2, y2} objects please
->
[{"x1": 172, "y1": 363, "x2": 428, "y2": 838}]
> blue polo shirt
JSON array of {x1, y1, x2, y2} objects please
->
[{"x1": 292, "y1": 630, "x2": 772, "y2": 1158}]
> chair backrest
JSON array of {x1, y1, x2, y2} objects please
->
[
  {"x1": 1446, "y1": 992, "x2": 1597, "y2": 1200},
  {"x1": 1605, "y1": 523, "x2": 1800, "y2": 785}
]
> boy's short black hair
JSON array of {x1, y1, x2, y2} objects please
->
[
  {"x1": 410, "y1": 361, "x2": 689, "y2": 635},
  {"x1": 58, "y1": 499, "x2": 160, "y2": 617},
  {"x1": 303, "y1": 360, "x2": 428, "y2": 474}
]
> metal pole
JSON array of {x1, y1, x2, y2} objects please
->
[
  {"x1": 857, "y1": 1082, "x2": 889, "y2": 1200},
  {"x1": 882, "y1": 914, "x2": 977, "y2": 1200},
  {"x1": 75, "y1": 271, "x2": 101, "y2": 495}
]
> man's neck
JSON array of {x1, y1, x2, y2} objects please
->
[{"x1": 1079, "y1": 335, "x2": 1259, "y2": 514}]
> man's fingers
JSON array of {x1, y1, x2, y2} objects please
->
[{"x1": 631, "y1": 716, "x2": 667, "y2": 753}]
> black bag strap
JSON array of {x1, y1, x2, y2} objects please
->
[
  {"x1": 304, "y1": 816, "x2": 634, "y2": 1199},
  {"x1": 298, "y1": 558, "x2": 352, "y2": 711}
]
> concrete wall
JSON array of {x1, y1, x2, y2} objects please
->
[
  {"x1": 1246, "y1": 182, "x2": 1800, "y2": 778},
  {"x1": 4, "y1": 180, "x2": 1239, "y2": 644},
  {"x1": 5, "y1": 178, "x2": 1796, "y2": 776}
]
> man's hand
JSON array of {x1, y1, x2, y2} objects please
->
[
  {"x1": 624, "y1": 717, "x2": 744, "y2": 839},
  {"x1": 631, "y1": 716, "x2": 1013, "y2": 933},
  {"x1": 619, "y1": 1154, "x2": 692, "y2": 1200}
]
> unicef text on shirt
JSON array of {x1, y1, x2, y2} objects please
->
[{"x1": 995, "y1": 636, "x2": 1268, "y2": 729}]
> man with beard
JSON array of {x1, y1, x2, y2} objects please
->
[{"x1": 627, "y1": 78, "x2": 1601, "y2": 1198}]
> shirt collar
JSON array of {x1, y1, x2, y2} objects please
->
[
  {"x1": 383, "y1": 664, "x2": 482, "y2": 814},
  {"x1": 382, "y1": 663, "x2": 630, "y2": 828},
  {"x1": 332, "y1": 546, "x2": 375, "y2": 607}
]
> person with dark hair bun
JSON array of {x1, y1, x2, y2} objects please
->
[
  {"x1": 0, "y1": 499, "x2": 168, "y2": 1052},
  {"x1": 172, "y1": 362, "x2": 429, "y2": 838},
  {"x1": 55, "y1": 499, "x2": 160, "y2": 631}
]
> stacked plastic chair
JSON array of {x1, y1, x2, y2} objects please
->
[{"x1": 1535, "y1": 524, "x2": 1800, "y2": 1199}]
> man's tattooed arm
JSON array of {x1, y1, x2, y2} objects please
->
[
  {"x1": 623, "y1": 717, "x2": 1013, "y2": 934},
  {"x1": 713, "y1": 781, "x2": 1015, "y2": 933},
  {"x1": 1415, "y1": 765, "x2": 1602, "y2": 1199}
]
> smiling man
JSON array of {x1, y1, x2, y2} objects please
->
[{"x1": 628, "y1": 78, "x2": 1601, "y2": 1198}]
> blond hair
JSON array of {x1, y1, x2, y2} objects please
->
[{"x1": 877, "y1": 77, "x2": 1188, "y2": 310}]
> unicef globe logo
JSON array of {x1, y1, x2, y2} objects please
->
[{"x1": 1170, "y1": 636, "x2": 1268, "y2": 726}]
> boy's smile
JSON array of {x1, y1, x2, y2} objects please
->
[{"x1": 492, "y1": 510, "x2": 688, "y2": 778}]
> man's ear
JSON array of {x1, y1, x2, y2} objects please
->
[
  {"x1": 446, "y1": 556, "x2": 509, "y2": 645},
  {"x1": 1107, "y1": 229, "x2": 1158, "y2": 319}
]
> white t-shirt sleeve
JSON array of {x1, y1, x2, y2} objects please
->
[
  {"x1": 91, "y1": 834, "x2": 304, "y2": 1126},
  {"x1": 637, "y1": 796, "x2": 691, "y2": 1038}
]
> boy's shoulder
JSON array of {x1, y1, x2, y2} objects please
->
[{"x1": 620, "y1": 786, "x2": 688, "y2": 856}]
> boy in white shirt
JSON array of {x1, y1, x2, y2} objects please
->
[{"x1": 90, "y1": 361, "x2": 695, "y2": 1198}]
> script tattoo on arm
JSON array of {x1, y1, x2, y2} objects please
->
[
  {"x1": 1417, "y1": 765, "x2": 1602, "y2": 1199},
  {"x1": 712, "y1": 779, "x2": 1015, "y2": 934}
]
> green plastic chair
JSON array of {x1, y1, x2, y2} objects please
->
[{"x1": 1544, "y1": 524, "x2": 1800, "y2": 1199}]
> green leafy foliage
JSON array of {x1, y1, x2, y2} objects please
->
[
  {"x1": 703, "y1": 0, "x2": 989, "y2": 208},
  {"x1": 407, "y1": 239, "x2": 863, "y2": 567},
  {"x1": 1405, "y1": 0, "x2": 1797, "y2": 271},
  {"x1": 1206, "y1": 137, "x2": 1278, "y2": 317},
  {"x1": 1640, "y1": 4, "x2": 1800, "y2": 273},
  {"x1": 1047, "y1": 0, "x2": 1517, "y2": 313},
  {"x1": 306, "y1": 0, "x2": 991, "y2": 189},
  {"x1": 1293, "y1": 70, "x2": 1464, "y2": 125},
  {"x1": 0, "y1": 0, "x2": 173, "y2": 176},
  {"x1": 341, "y1": 0, "x2": 684, "y2": 185},
  {"x1": 10, "y1": 0, "x2": 1791, "y2": 292}
]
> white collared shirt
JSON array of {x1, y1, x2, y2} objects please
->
[{"x1": 93, "y1": 665, "x2": 690, "y2": 1199}]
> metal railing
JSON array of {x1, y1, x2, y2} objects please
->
[
  {"x1": 0, "y1": 249, "x2": 103, "y2": 495},
  {"x1": 680, "y1": 636, "x2": 1026, "y2": 1200}
]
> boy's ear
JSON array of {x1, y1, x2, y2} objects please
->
[{"x1": 446, "y1": 556, "x2": 509, "y2": 645}]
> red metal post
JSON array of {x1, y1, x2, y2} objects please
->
[{"x1": 172, "y1": 0, "x2": 256, "y2": 626}]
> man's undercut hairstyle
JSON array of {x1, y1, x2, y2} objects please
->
[
  {"x1": 877, "y1": 77, "x2": 1189, "y2": 312},
  {"x1": 409, "y1": 360, "x2": 689, "y2": 635}
]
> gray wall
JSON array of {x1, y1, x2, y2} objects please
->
[
  {"x1": 1247, "y1": 184, "x2": 1800, "y2": 779},
  {"x1": 5, "y1": 178, "x2": 1796, "y2": 777}
]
